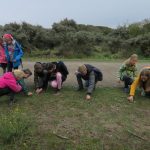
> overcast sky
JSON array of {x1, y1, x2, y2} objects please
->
[{"x1": 0, "y1": 0, "x2": 150, "y2": 28}]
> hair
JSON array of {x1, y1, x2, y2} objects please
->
[
  {"x1": 139, "y1": 69, "x2": 150, "y2": 89},
  {"x1": 13, "y1": 69, "x2": 25, "y2": 79},
  {"x1": 124, "y1": 54, "x2": 138, "y2": 65},
  {"x1": 34, "y1": 62, "x2": 42, "y2": 70},
  {"x1": 23, "y1": 68, "x2": 32, "y2": 76},
  {"x1": 46, "y1": 63, "x2": 55, "y2": 70},
  {"x1": 78, "y1": 65, "x2": 87, "y2": 73}
]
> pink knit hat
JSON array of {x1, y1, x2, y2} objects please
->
[{"x1": 3, "y1": 34, "x2": 13, "y2": 40}]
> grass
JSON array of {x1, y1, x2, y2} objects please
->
[
  {"x1": 23, "y1": 54, "x2": 150, "y2": 63},
  {"x1": 0, "y1": 87, "x2": 149, "y2": 150}
]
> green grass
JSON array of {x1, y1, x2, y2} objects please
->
[
  {"x1": 23, "y1": 54, "x2": 150, "y2": 63},
  {"x1": 0, "y1": 87, "x2": 149, "y2": 150}
]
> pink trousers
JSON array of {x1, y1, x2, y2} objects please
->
[{"x1": 50, "y1": 72, "x2": 62, "y2": 89}]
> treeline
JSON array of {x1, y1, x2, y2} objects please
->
[{"x1": 0, "y1": 18, "x2": 150, "y2": 58}]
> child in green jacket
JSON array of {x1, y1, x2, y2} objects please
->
[
  {"x1": 118, "y1": 54, "x2": 138, "y2": 93},
  {"x1": 18, "y1": 69, "x2": 33, "y2": 96}
]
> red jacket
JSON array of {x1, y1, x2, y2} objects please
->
[{"x1": 0, "y1": 46, "x2": 7, "y2": 64}]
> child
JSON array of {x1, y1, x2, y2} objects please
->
[
  {"x1": 75, "y1": 64, "x2": 103, "y2": 100},
  {"x1": 34, "y1": 62, "x2": 51, "y2": 94},
  {"x1": 47, "y1": 61, "x2": 69, "y2": 95},
  {"x1": 3, "y1": 34, "x2": 23, "y2": 72},
  {"x1": 0, "y1": 69, "x2": 25, "y2": 105},
  {"x1": 118, "y1": 54, "x2": 138, "y2": 93},
  {"x1": 18, "y1": 69, "x2": 33, "y2": 96},
  {"x1": 128, "y1": 67, "x2": 150, "y2": 102},
  {"x1": 0, "y1": 38, "x2": 7, "y2": 73}
]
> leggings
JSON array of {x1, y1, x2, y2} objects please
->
[
  {"x1": 50, "y1": 72, "x2": 62, "y2": 90},
  {"x1": 122, "y1": 76, "x2": 133, "y2": 88}
]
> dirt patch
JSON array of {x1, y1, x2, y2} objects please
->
[{"x1": 0, "y1": 61, "x2": 149, "y2": 87}]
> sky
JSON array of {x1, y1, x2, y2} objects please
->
[{"x1": 0, "y1": 0, "x2": 150, "y2": 28}]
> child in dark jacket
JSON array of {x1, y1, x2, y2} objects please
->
[
  {"x1": 34, "y1": 62, "x2": 51, "y2": 94},
  {"x1": 0, "y1": 38, "x2": 7, "y2": 73},
  {"x1": 3, "y1": 34, "x2": 23, "y2": 72},
  {"x1": 47, "y1": 61, "x2": 69, "y2": 95},
  {"x1": 75, "y1": 64, "x2": 103, "y2": 100}
]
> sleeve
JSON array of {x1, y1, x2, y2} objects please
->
[
  {"x1": 18, "y1": 79, "x2": 29, "y2": 95},
  {"x1": 34, "y1": 71, "x2": 39, "y2": 89},
  {"x1": 6, "y1": 79, "x2": 22, "y2": 93},
  {"x1": 14, "y1": 42, "x2": 24, "y2": 61},
  {"x1": 87, "y1": 71, "x2": 95, "y2": 94},
  {"x1": 133, "y1": 66, "x2": 138, "y2": 79},
  {"x1": 129, "y1": 76, "x2": 140, "y2": 96},
  {"x1": 118, "y1": 64, "x2": 126, "y2": 80}
]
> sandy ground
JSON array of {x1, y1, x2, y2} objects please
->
[{"x1": 0, "y1": 61, "x2": 149, "y2": 87}]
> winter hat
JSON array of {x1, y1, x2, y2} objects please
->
[{"x1": 3, "y1": 34, "x2": 13, "y2": 40}]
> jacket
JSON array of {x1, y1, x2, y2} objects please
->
[
  {"x1": 18, "y1": 78, "x2": 29, "y2": 95},
  {"x1": 0, "y1": 46, "x2": 7, "y2": 64},
  {"x1": 80, "y1": 64, "x2": 103, "y2": 94},
  {"x1": 118, "y1": 63, "x2": 137, "y2": 80},
  {"x1": 130, "y1": 66, "x2": 150, "y2": 96},
  {"x1": 0, "y1": 72, "x2": 22, "y2": 93},
  {"x1": 51, "y1": 61, "x2": 69, "y2": 81},
  {"x1": 4, "y1": 40, "x2": 23, "y2": 68},
  {"x1": 34, "y1": 62, "x2": 49, "y2": 89}
]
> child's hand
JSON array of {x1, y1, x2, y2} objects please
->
[
  {"x1": 86, "y1": 94, "x2": 91, "y2": 100},
  {"x1": 127, "y1": 96, "x2": 134, "y2": 102},
  {"x1": 27, "y1": 92, "x2": 33, "y2": 96},
  {"x1": 36, "y1": 88, "x2": 43, "y2": 94}
]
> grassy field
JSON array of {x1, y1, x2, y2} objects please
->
[{"x1": 0, "y1": 87, "x2": 149, "y2": 150}]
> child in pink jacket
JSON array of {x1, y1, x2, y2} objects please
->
[
  {"x1": 0, "y1": 69, "x2": 25, "y2": 105},
  {"x1": 0, "y1": 38, "x2": 7, "y2": 73}
]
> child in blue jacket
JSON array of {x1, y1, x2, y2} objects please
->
[{"x1": 3, "y1": 34, "x2": 23, "y2": 72}]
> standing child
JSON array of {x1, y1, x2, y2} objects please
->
[
  {"x1": 75, "y1": 64, "x2": 103, "y2": 100},
  {"x1": 128, "y1": 67, "x2": 150, "y2": 102},
  {"x1": 0, "y1": 38, "x2": 7, "y2": 73},
  {"x1": 3, "y1": 34, "x2": 23, "y2": 72},
  {"x1": 118, "y1": 54, "x2": 138, "y2": 93}
]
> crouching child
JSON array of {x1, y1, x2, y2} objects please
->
[
  {"x1": 0, "y1": 69, "x2": 25, "y2": 105},
  {"x1": 75, "y1": 64, "x2": 103, "y2": 100},
  {"x1": 128, "y1": 67, "x2": 150, "y2": 102},
  {"x1": 18, "y1": 69, "x2": 33, "y2": 96},
  {"x1": 47, "y1": 61, "x2": 69, "y2": 95}
]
